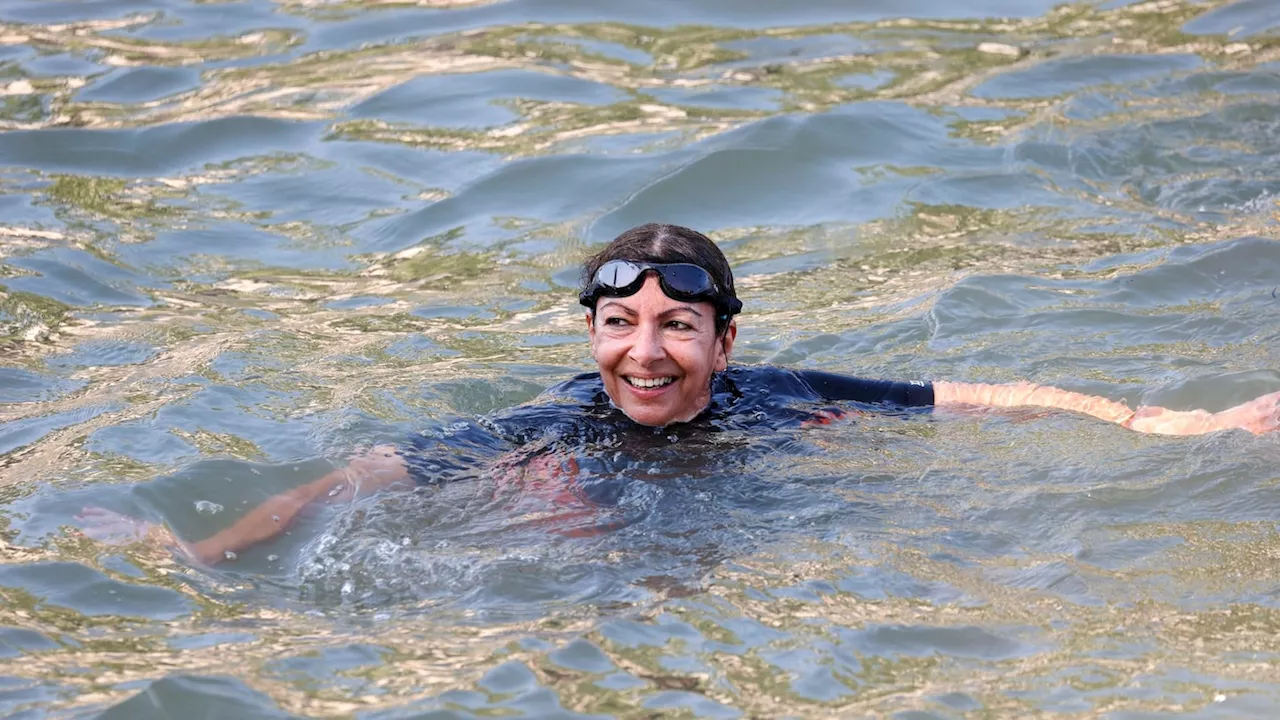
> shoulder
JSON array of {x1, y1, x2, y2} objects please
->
[
  {"x1": 723, "y1": 363, "x2": 932, "y2": 407},
  {"x1": 723, "y1": 364, "x2": 796, "y2": 381},
  {"x1": 483, "y1": 372, "x2": 611, "y2": 444},
  {"x1": 718, "y1": 364, "x2": 820, "y2": 400}
]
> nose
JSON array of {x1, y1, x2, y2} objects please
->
[{"x1": 628, "y1": 323, "x2": 667, "y2": 365}]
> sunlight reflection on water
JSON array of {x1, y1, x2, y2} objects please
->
[{"x1": 3, "y1": 0, "x2": 1280, "y2": 715}]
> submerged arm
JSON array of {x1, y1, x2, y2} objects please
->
[
  {"x1": 933, "y1": 381, "x2": 1280, "y2": 436},
  {"x1": 934, "y1": 381, "x2": 1133, "y2": 424},
  {"x1": 185, "y1": 446, "x2": 410, "y2": 564}
]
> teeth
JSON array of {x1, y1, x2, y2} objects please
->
[{"x1": 626, "y1": 376, "x2": 674, "y2": 389}]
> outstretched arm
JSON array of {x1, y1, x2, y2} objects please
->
[
  {"x1": 80, "y1": 446, "x2": 412, "y2": 565},
  {"x1": 183, "y1": 445, "x2": 411, "y2": 564},
  {"x1": 934, "y1": 381, "x2": 1280, "y2": 436}
]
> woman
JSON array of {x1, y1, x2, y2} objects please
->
[{"x1": 79, "y1": 223, "x2": 1280, "y2": 563}]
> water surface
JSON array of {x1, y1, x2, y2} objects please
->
[{"x1": 3, "y1": 0, "x2": 1280, "y2": 716}]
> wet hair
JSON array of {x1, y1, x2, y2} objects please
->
[{"x1": 581, "y1": 223, "x2": 740, "y2": 335}]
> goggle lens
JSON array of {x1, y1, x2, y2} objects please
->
[
  {"x1": 599, "y1": 261, "x2": 642, "y2": 290},
  {"x1": 656, "y1": 264, "x2": 715, "y2": 297},
  {"x1": 580, "y1": 260, "x2": 740, "y2": 315}
]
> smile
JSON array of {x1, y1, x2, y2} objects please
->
[{"x1": 625, "y1": 376, "x2": 675, "y2": 389}]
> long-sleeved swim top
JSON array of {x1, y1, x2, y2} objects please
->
[{"x1": 400, "y1": 365, "x2": 932, "y2": 490}]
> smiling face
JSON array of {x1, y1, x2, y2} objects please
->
[{"x1": 588, "y1": 275, "x2": 736, "y2": 427}]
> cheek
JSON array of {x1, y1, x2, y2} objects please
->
[
  {"x1": 683, "y1": 341, "x2": 721, "y2": 378},
  {"x1": 591, "y1": 337, "x2": 620, "y2": 367}
]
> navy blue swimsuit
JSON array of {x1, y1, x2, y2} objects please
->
[{"x1": 401, "y1": 365, "x2": 933, "y2": 492}]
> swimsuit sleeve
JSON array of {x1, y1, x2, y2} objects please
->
[{"x1": 795, "y1": 369, "x2": 934, "y2": 408}]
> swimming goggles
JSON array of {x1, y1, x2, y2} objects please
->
[{"x1": 579, "y1": 260, "x2": 743, "y2": 315}]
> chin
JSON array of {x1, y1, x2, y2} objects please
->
[
  {"x1": 624, "y1": 411, "x2": 671, "y2": 427},
  {"x1": 620, "y1": 404, "x2": 678, "y2": 427}
]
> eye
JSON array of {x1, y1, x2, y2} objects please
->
[
  {"x1": 603, "y1": 316, "x2": 630, "y2": 326},
  {"x1": 666, "y1": 320, "x2": 693, "y2": 331}
]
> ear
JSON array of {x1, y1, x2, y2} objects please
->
[
  {"x1": 585, "y1": 311, "x2": 596, "y2": 356},
  {"x1": 714, "y1": 320, "x2": 736, "y2": 372}
]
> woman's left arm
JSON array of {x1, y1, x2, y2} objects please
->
[{"x1": 933, "y1": 381, "x2": 1280, "y2": 436}]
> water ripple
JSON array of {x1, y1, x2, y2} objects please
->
[{"x1": 2, "y1": 0, "x2": 1280, "y2": 716}]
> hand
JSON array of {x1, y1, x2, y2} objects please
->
[
  {"x1": 74, "y1": 507, "x2": 193, "y2": 559},
  {"x1": 801, "y1": 408, "x2": 852, "y2": 428},
  {"x1": 1124, "y1": 391, "x2": 1280, "y2": 436},
  {"x1": 1210, "y1": 391, "x2": 1280, "y2": 435}
]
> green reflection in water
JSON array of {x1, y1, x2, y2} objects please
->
[
  {"x1": 0, "y1": 288, "x2": 71, "y2": 345},
  {"x1": 3, "y1": 0, "x2": 1280, "y2": 715}
]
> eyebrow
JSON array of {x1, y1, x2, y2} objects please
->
[{"x1": 597, "y1": 301, "x2": 704, "y2": 318}]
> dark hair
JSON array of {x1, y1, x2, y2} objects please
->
[{"x1": 581, "y1": 223, "x2": 740, "y2": 334}]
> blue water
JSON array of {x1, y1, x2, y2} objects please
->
[{"x1": 3, "y1": 0, "x2": 1280, "y2": 716}]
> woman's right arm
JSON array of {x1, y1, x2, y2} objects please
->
[
  {"x1": 80, "y1": 446, "x2": 412, "y2": 565},
  {"x1": 183, "y1": 445, "x2": 410, "y2": 564}
]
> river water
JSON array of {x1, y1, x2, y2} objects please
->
[{"x1": 3, "y1": 0, "x2": 1280, "y2": 716}]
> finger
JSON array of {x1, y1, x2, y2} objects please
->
[
  {"x1": 77, "y1": 509, "x2": 136, "y2": 527},
  {"x1": 85, "y1": 518, "x2": 137, "y2": 533},
  {"x1": 81, "y1": 525, "x2": 131, "y2": 542},
  {"x1": 78, "y1": 518, "x2": 153, "y2": 543}
]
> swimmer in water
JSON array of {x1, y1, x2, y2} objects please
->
[{"x1": 78, "y1": 223, "x2": 1280, "y2": 563}]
